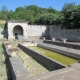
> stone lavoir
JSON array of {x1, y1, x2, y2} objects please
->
[{"x1": 4, "y1": 21, "x2": 80, "y2": 42}]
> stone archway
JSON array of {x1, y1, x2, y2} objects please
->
[{"x1": 13, "y1": 25, "x2": 23, "y2": 39}]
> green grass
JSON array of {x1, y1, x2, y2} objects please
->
[
  {"x1": 0, "y1": 39, "x2": 4, "y2": 66},
  {"x1": 17, "y1": 49, "x2": 49, "y2": 76},
  {"x1": 0, "y1": 40, "x2": 3, "y2": 55},
  {"x1": 0, "y1": 24, "x2": 5, "y2": 28},
  {"x1": 0, "y1": 40, "x2": 8, "y2": 80},
  {"x1": 0, "y1": 40, "x2": 3, "y2": 48},
  {"x1": 29, "y1": 46, "x2": 78, "y2": 66},
  {"x1": 0, "y1": 20, "x2": 6, "y2": 28},
  {"x1": 0, "y1": 40, "x2": 4, "y2": 65}
]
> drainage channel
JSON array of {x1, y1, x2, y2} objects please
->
[
  {"x1": 17, "y1": 49, "x2": 49, "y2": 76},
  {"x1": 28, "y1": 46, "x2": 78, "y2": 66}
]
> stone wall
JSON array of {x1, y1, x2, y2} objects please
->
[
  {"x1": 38, "y1": 43, "x2": 80, "y2": 59},
  {"x1": 0, "y1": 28, "x2": 3, "y2": 39},
  {"x1": 6, "y1": 21, "x2": 49, "y2": 40},
  {"x1": 6, "y1": 21, "x2": 80, "y2": 41},
  {"x1": 27, "y1": 25, "x2": 49, "y2": 39},
  {"x1": 43, "y1": 40, "x2": 80, "y2": 50},
  {"x1": 3, "y1": 44, "x2": 29, "y2": 80},
  {"x1": 7, "y1": 21, "x2": 28, "y2": 39},
  {"x1": 18, "y1": 44, "x2": 65, "y2": 71},
  {"x1": 49, "y1": 25, "x2": 80, "y2": 42}
]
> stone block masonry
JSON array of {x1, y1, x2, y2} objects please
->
[
  {"x1": 5, "y1": 21, "x2": 49, "y2": 40},
  {"x1": 4, "y1": 21, "x2": 80, "y2": 42},
  {"x1": 44, "y1": 40, "x2": 80, "y2": 50},
  {"x1": 18, "y1": 44, "x2": 65, "y2": 71},
  {"x1": 2, "y1": 43, "x2": 80, "y2": 80},
  {"x1": 49, "y1": 25, "x2": 80, "y2": 42},
  {"x1": 9, "y1": 58, "x2": 30, "y2": 80},
  {"x1": 0, "y1": 28, "x2": 3, "y2": 39},
  {"x1": 37, "y1": 43, "x2": 80, "y2": 60},
  {"x1": 3, "y1": 44, "x2": 29, "y2": 80}
]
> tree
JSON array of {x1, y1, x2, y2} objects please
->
[
  {"x1": 0, "y1": 5, "x2": 60, "y2": 25},
  {"x1": 48, "y1": 6, "x2": 56, "y2": 13},
  {"x1": 61, "y1": 3, "x2": 75, "y2": 14},
  {"x1": 1, "y1": 6, "x2": 8, "y2": 13},
  {"x1": 61, "y1": 3, "x2": 80, "y2": 29},
  {"x1": 7, "y1": 10, "x2": 14, "y2": 20},
  {"x1": 36, "y1": 13, "x2": 59, "y2": 25},
  {"x1": 0, "y1": 6, "x2": 8, "y2": 20}
]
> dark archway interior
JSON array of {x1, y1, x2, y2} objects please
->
[
  {"x1": 13, "y1": 25, "x2": 23, "y2": 39},
  {"x1": 15, "y1": 33, "x2": 17, "y2": 35}
]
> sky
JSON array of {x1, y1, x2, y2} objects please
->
[{"x1": 0, "y1": 0, "x2": 80, "y2": 11}]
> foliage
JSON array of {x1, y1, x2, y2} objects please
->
[
  {"x1": 0, "y1": 5, "x2": 60, "y2": 25},
  {"x1": 0, "y1": 6, "x2": 8, "y2": 20},
  {"x1": 36, "y1": 13, "x2": 59, "y2": 25},
  {"x1": 0, "y1": 3, "x2": 80, "y2": 29},
  {"x1": 61, "y1": 3, "x2": 80, "y2": 29},
  {"x1": 61, "y1": 3, "x2": 75, "y2": 14}
]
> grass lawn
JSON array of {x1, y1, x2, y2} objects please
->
[
  {"x1": 0, "y1": 24, "x2": 5, "y2": 28},
  {"x1": 0, "y1": 20, "x2": 6, "y2": 28},
  {"x1": 0, "y1": 39, "x2": 8, "y2": 80}
]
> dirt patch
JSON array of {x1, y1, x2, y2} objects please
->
[{"x1": 0, "y1": 20, "x2": 6, "y2": 24}]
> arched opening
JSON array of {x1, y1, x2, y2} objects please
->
[{"x1": 13, "y1": 25, "x2": 23, "y2": 39}]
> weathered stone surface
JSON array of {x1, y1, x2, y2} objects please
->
[
  {"x1": 49, "y1": 25, "x2": 80, "y2": 42},
  {"x1": 3, "y1": 44, "x2": 30, "y2": 80},
  {"x1": 4, "y1": 21, "x2": 49, "y2": 40},
  {"x1": 18, "y1": 44, "x2": 65, "y2": 71},
  {"x1": 0, "y1": 28, "x2": 3, "y2": 39},
  {"x1": 9, "y1": 58, "x2": 29, "y2": 80},
  {"x1": 10, "y1": 51, "x2": 17, "y2": 58},
  {"x1": 3, "y1": 41, "x2": 80, "y2": 80},
  {"x1": 4, "y1": 21, "x2": 80, "y2": 42},
  {"x1": 44, "y1": 40, "x2": 80, "y2": 50},
  {"x1": 7, "y1": 44, "x2": 12, "y2": 49},
  {"x1": 37, "y1": 43, "x2": 80, "y2": 59},
  {"x1": 70, "y1": 63, "x2": 80, "y2": 70},
  {"x1": 26, "y1": 67, "x2": 80, "y2": 80}
]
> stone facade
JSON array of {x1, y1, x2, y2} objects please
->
[
  {"x1": 4, "y1": 21, "x2": 80, "y2": 41},
  {"x1": 49, "y1": 25, "x2": 80, "y2": 42},
  {"x1": 0, "y1": 28, "x2": 3, "y2": 39},
  {"x1": 4, "y1": 21, "x2": 49, "y2": 40}
]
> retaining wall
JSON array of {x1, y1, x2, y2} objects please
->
[
  {"x1": 44, "y1": 40, "x2": 80, "y2": 50},
  {"x1": 37, "y1": 43, "x2": 80, "y2": 60},
  {"x1": 3, "y1": 44, "x2": 29, "y2": 80},
  {"x1": 18, "y1": 44, "x2": 65, "y2": 71},
  {"x1": 49, "y1": 25, "x2": 80, "y2": 42}
]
